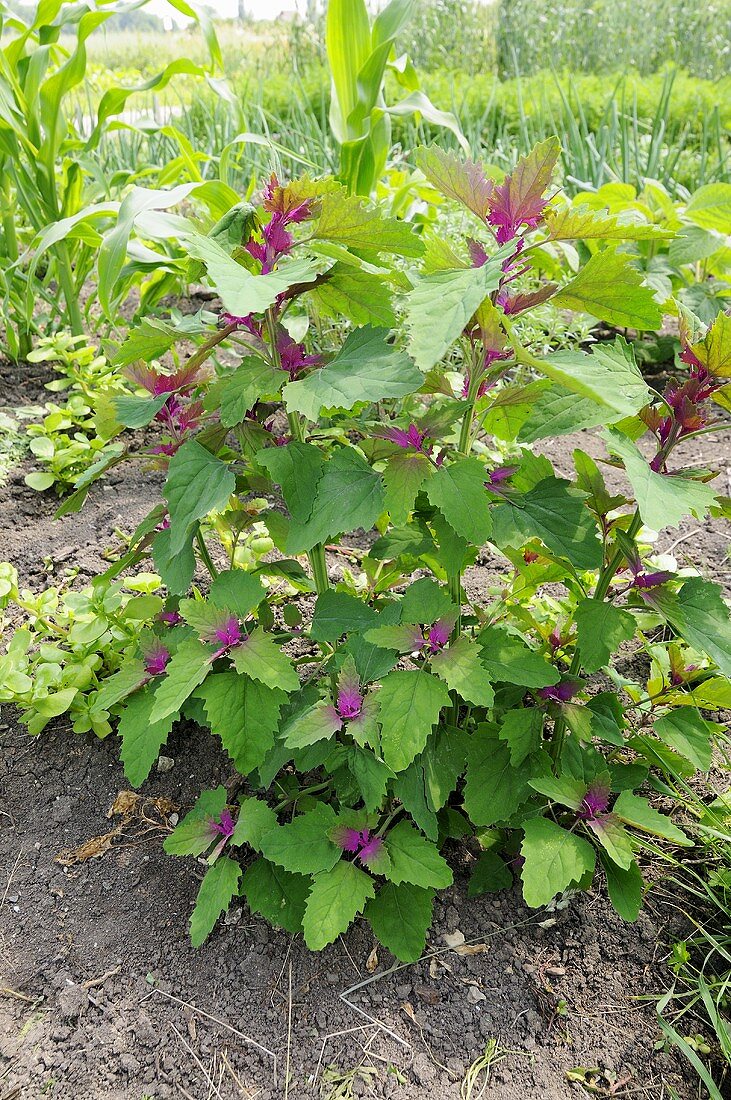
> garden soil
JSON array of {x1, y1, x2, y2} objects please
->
[{"x1": 1, "y1": 360, "x2": 729, "y2": 1100}]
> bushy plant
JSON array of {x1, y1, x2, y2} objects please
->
[
  {"x1": 62, "y1": 145, "x2": 731, "y2": 957},
  {"x1": 0, "y1": 563, "x2": 164, "y2": 737}
]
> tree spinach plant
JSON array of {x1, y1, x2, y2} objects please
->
[{"x1": 64, "y1": 146, "x2": 731, "y2": 958}]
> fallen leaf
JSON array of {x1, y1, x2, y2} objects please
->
[
  {"x1": 454, "y1": 943, "x2": 489, "y2": 956},
  {"x1": 366, "y1": 946, "x2": 379, "y2": 974},
  {"x1": 443, "y1": 930, "x2": 466, "y2": 949},
  {"x1": 109, "y1": 791, "x2": 141, "y2": 818},
  {"x1": 55, "y1": 828, "x2": 122, "y2": 866}
]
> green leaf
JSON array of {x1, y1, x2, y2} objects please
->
[
  {"x1": 545, "y1": 204, "x2": 673, "y2": 242},
  {"x1": 628, "y1": 734, "x2": 696, "y2": 780},
  {"x1": 111, "y1": 315, "x2": 207, "y2": 368},
  {"x1": 478, "y1": 628, "x2": 559, "y2": 688},
  {"x1": 287, "y1": 448, "x2": 384, "y2": 554},
  {"x1": 606, "y1": 431, "x2": 720, "y2": 532},
  {"x1": 599, "y1": 852, "x2": 643, "y2": 922},
  {"x1": 688, "y1": 310, "x2": 731, "y2": 378},
  {"x1": 669, "y1": 226, "x2": 725, "y2": 267},
  {"x1": 491, "y1": 477, "x2": 602, "y2": 569},
  {"x1": 303, "y1": 861, "x2": 375, "y2": 950},
  {"x1": 575, "y1": 599, "x2": 636, "y2": 673},
  {"x1": 113, "y1": 394, "x2": 168, "y2": 428},
  {"x1": 530, "y1": 339, "x2": 651, "y2": 416},
  {"x1": 198, "y1": 672, "x2": 287, "y2": 774},
  {"x1": 311, "y1": 264, "x2": 397, "y2": 327},
  {"x1": 645, "y1": 578, "x2": 731, "y2": 677},
  {"x1": 152, "y1": 527, "x2": 196, "y2": 596},
  {"x1": 406, "y1": 258, "x2": 506, "y2": 371},
  {"x1": 118, "y1": 684, "x2": 176, "y2": 788},
  {"x1": 149, "y1": 638, "x2": 211, "y2": 723},
  {"x1": 521, "y1": 817, "x2": 596, "y2": 907},
  {"x1": 230, "y1": 628, "x2": 300, "y2": 692},
  {"x1": 24, "y1": 472, "x2": 55, "y2": 491},
  {"x1": 258, "y1": 441, "x2": 325, "y2": 526},
  {"x1": 365, "y1": 882, "x2": 434, "y2": 962},
  {"x1": 313, "y1": 188, "x2": 424, "y2": 258},
  {"x1": 184, "y1": 231, "x2": 327, "y2": 316},
  {"x1": 518, "y1": 386, "x2": 620, "y2": 441},
  {"x1": 498, "y1": 708, "x2": 544, "y2": 766},
  {"x1": 574, "y1": 449, "x2": 626, "y2": 517},
  {"x1": 283, "y1": 701, "x2": 342, "y2": 750},
  {"x1": 377, "y1": 670, "x2": 451, "y2": 772},
  {"x1": 415, "y1": 146, "x2": 495, "y2": 220},
  {"x1": 209, "y1": 569, "x2": 266, "y2": 617},
  {"x1": 384, "y1": 820, "x2": 453, "y2": 889},
  {"x1": 259, "y1": 803, "x2": 341, "y2": 875},
  {"x1": 190, "y1": 856, "x2": 241, "y2": 947},
  {"x1": 310, "y1": 591, "x2": 379, "y2": 643},
  {"x1": 653, "y1": 709, "x2": 713, "y2": 771},
  {"x1": 242, "y1": 857, "x2": 309, "y2": 933},
  {"x1": 464, "y1": 726, "x2": 537, "y2": 826},
  {"x1": 555, "y1": 249, "x2": 662, "y2": 330},
  {"x1": 164, "y1": 788, "x2": 226, "y2": 857},
  {"x1": 348, "y1": 747, "x2": 393, "y2": 812},
  {"x1": 468, "y1": 850, "x2": 513, "y2": 897},
  {"x1": 283, "y1": 325, "x2": 422, "y2": 420},
  {"x1": 179, "y1": 597, "x2": 231, "y2": 637},
  {"x1": 431, "y1": 636, "x2": 494, "y2": 707},
  {"x1": 365, "y1": 623, "x2": 424, "y2": 654},
  {"x1": 208, "y1": 357, "x2": 282, "y2": 428},
  {"x1": 684, "y1": 183, "x2": 731, "y2": 233},
  {"x1": 426, "y1": 457, "x2": 493, "y2": 544},
  {"x1": 587, "y1": 693, "x2": 626, "y2": 746},
  {"x1": 164, "y1": 440, "x2": 235, "y2": 554},
  {"x1": 422, "y1": 727, "x2": 470, "y2": 813},
  {"x1": 383, "y1": 452, "x2": 434, "y2": 525},
  {"x1": 587, "y1": 816, "x2": 634, "y2": 871},
  {"x1": 230, "y1": 797, "x2": 278, "y2": 851},
  {"x1": 401, "y1": 578, "x2": 456, "y2": 624},
  {"x1": 95, "y1": 658, "x2": 145, "y2": 712},
  {"x1": 612, "y1": 791, "x2": 691, "y2": 846}
]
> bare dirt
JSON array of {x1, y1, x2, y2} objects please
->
[{"x1": 1, "y1": 359, "x2": 729, "y2": 1100}]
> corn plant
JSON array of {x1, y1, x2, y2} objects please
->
[
  {"x1": 326, "y1": 0, "x2": 467, "y2": 194},
  {"x1": 0, "y1": 0, "x2": 222, "y2": 359}
]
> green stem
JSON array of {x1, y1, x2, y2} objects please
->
[
  {"x1": 186, "y1": 322, "x2": 239, "y2": 372},
  {"x1": 265, "y1": 307, "x2": 330, "y2": 597},
  {"x1": 274, "y1": 779, "x2": 332, "y2": 812},
  {"x1": 55, "y1": 241, "x2": 83, "y2": 336},
  {"x1": 549, "y1": 509, "x2": 644, "y2": 765},
  {"x1": 446, "y1": 355, "x2": 486, "y2": 725},
  {"x1": 195, "y1": 530, "x2": 219, "y2": 580}
]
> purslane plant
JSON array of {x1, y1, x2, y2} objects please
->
[{"x1": 56, "y1": 145, "x2": 731, "y2": 959}]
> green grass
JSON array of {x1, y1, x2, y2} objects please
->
[
  {"x1": 651, "y1": 781, "x2": 731, "y2": 1097},
  {"x1": 96, "y1": 63, "x2": 728, "y2": 198}
]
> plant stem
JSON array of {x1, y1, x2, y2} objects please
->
[
  {"x1": 195, "y1": 530, "x2": 219, "y2": 580},
  {"x1": 185, "y1": 322, "x2": 239, "y2": 372},
  {"x1": 55, "y1": 241, "x2": 84, "y2": 336},
  {"x1": 549, "y1": 509, "x2": 644, "y2": 765},
  {"x1": 265, "y1": 306, "x2": 330, "y2": 597}
]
